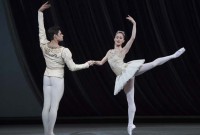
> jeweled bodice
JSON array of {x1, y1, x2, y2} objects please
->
[{"x1": 107, "y1": 50, "x2": 127, "y2": 76}]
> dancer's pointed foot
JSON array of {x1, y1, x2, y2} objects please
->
[
  {"x1": 127, "y1": 124, "x2": 136, "y2": 135},
  {"x1": 173, "y1": 47, "x2": 186, "y2": 58},
  {"x1": 45, "y1": 132, "x2": 55, "y2": 135}
]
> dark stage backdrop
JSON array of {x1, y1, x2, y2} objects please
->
[
  {"x1": 0, "y1": 0, "x2": 41, "y2": 117},
  {"x1": 5, "y1": 0, "x2": 200, "y2": 118}
]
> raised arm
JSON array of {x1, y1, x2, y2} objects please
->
[
  {"x1": 123, "y1": 15, "x2": 136, "y2": 54},
  {"x1": 62, "y1": 48, "x2": 91, "y2": 71},
  {"x1": 94, "y1": 51, "x2": 109, "y2": 66},
  {"x1": 38, "y1": 2, "x2": 51, "y2": 45}
]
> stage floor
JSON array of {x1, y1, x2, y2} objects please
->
[{"x1": 0, "y1": 123, "x2": 200, "y2": 135}]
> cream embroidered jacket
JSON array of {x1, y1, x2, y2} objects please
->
[{"x1": 38, "y1": 11, "x2": 89, "y2": 78}]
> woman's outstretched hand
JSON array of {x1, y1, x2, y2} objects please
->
[
  {"x1": 38, "y1": 1, "x2": 51, "y2": 12},
  {"x1": 126, "y1": 15, "x2": 136, "y2": 24},
  {"x1": 87, "y1": 60, "x2": 95, "y2": 66},
  {"x1": 93, "y1": 61, "x2": 102, "y2": 66}
]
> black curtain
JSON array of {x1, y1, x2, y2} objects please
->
[{"x1": 7, "y1": 0, "x2": 200, "y2": 117}]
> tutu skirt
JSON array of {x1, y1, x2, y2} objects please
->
[{"x1": 114, "y1": 59, "x2": 145, "y2": 95}]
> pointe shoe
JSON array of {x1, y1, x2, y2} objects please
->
[
  {"x1": 46, "y1": 132, "x2": 55, "y2": 135},
  {"x1": 127, "y1": 124, "x2": 136, "y2": 135},
  {"x1": 173, "y1": 47, "x2": 186, "y2": 58}
]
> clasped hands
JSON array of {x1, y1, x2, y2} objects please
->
[{"x1": 87, "y1": 60, "x2": 98, "y2": 66}]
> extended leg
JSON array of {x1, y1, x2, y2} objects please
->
[{"x1": 135, "y1": 47, "x2": 185, "y2": 76}]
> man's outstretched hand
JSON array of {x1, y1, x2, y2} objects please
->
[{"x1": 38, "y1": 1, "x2": 51, "y2": 12}]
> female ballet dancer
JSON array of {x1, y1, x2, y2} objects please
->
[
  {"x1": 94, "y1": 15, "x2": 185, "y2": 135},
  {"x1": 38, "y1": 2, "x2": 94, "y2": 135}
]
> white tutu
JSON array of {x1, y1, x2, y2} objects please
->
[{"x1": 114, "y1": 59, "x2": 145, "y2": 95}]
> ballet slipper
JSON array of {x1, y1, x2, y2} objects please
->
[
  {"x1": 173, "y1": 47, "x2": 185, "y2": 58},
  {"x1": 127, "y1": 124, "x2": 136, "y2": 135}
]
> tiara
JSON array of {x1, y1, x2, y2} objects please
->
[{"x1": 116, "y1": 31, "x2": 125, "y2": 37}]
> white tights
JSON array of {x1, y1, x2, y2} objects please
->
[
  {"x1": 124, "y1": 48, "x2": 185, "y2": 134},
  {"x1": 42, "y1": 76, "x2": 64, "y2": 135}
]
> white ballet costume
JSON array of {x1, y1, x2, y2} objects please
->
[
  {"x1": 38, "y1": 11, "x2": 89, "y2": 135},
  {"x1": 108, "y1": 47, "x2": 185, "y2": 135}
]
